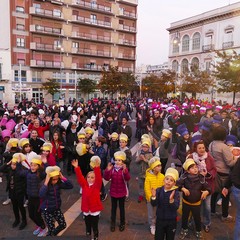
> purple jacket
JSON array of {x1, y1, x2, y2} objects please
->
[{"x1": 104, "y1": 167, "x2": 130, "y2": 198}]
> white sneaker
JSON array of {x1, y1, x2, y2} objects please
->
[
  {"x1": 33, "y1": 226, "x2": 41, "y2": 235},
  {"x1": 37, "y1": 227, "x2": 48, "y2": 237},
  {"x1": 2, "y1": 198, "x2": 11, "y2": 205},
  {"x1": 24, "y1": 200, "x2": 29, "y2": 208},
  {"x1": 150, "y1": 225, "x2": 155, "y2": 235},
  {"x1": 217, "y1": 198, "x2": 222, "y2": 206}
]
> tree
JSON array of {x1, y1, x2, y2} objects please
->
[
  {"x1": 213, "y1": 50, "x2": 240, "y2": 104},
  {"x1": 77, "y1": 78, "x2": 97, "y2": 97},
  {"x1": 119, "y1": 71, "x2": 137, "y2": 95},
  {"x1": 41, "y1": 79, "x2": 60, "y2": 99},
  {"x1": 180, "y1": 66, "x2": 214, "y2": 98}
]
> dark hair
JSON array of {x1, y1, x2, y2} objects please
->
[
  {"x1": 97, "y1": 136, "x2": 106, "y2": 144},
  {"x1": 212, "y1": 126, "x2": 227, "y2": 141},
  {"x1": 22, "y1": 143, "x2": 32, "y2": 154},
  {"x1": 193, "y1": 140, "x2": 206, "y2": 153}
]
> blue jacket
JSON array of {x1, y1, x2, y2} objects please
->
[{"x1": 39, "y1": 179, "x2": 73, "y2": 212}]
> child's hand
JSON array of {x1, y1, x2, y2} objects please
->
[
  {"x1": 151, "y1": 188, "x2": 156, "y2": 197},
  {"x1": 122, "y1": 163, "x2": 127, "y2": 172},
  {"x1": 182, "y1": 187, "x2": 190, "y2": 196},
  {"x1": 222, "y1": 187, "x2": 228, "y2": 197},
  {"x1": 107, "y1": 162, "x2": 113, "y2": 171},
  {"x1": 44, "y1": 174, "x2": 51, "y2": 186},
  {"x1": 201, "y1": 190, "x2": 209, "y2": 200},
  {"x1": 71, "y1": 159, "x2": 78, "y2": 168},
  {"x1": 169, "y1": 190, "x2": 175, "y2": 202},
  {"x1": 59, "y1": 172, "x2": 65, "y2": 180},
  {"x1": 60, "y1": 146, "x2": 65, "y2": 149}
]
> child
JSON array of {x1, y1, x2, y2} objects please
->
[
  {"x1": 72, "y1": 156, "x2": 103, "y2": 240},
  {"x1": 136, "y1": 138, "x2": 153, "y2": 203},
  {"x1": 18, "y1": 154, "x2": 48, "y2": 237},
  {"x1": 41, "y1": 142, "x2": 56, "y2": 166},
  {"x1": 104, "y1": 151, "x2": 130, "y2": 232},
  {"x1": 144, "y1": 157, "x2": 164, "y2": 235},
  {"x1": 39, "y1": 166, "x2": 73, "y2": 236},
  {"x1": 0, "y1": 153, "x2": 27, "y2": 230},
  {"x1": 29, "y1": 129, "x2": 45, "y2": 154},
  {"x1": 118, "y1": 134, "x2": 132, "y2": 171},
  {"x1": 155, "y1": 129, "x2": 171, "y2": 173},
  {"x1": 109, "y1": 132, "x2": 119, "y2": 163},
  {"x1": 177, "y1": 158, "x2": 211, "y2": 240},
  {"x1": 151, "y1": 167, "x2": 180, "y2": 240}
]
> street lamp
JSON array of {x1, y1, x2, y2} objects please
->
[{"x1": 56, "y1": 44, "x2": 64, "y2": 100}]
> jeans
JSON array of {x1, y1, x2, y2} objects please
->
[
  {"x1": 232, "y1": 186, "x2": 240, "y2": 240},
  {"x1": 138, "y1": 177, "x2": 145, "y2": 196},
  {"x1": 201, "y1": 195, "x2": 211, "y2": 226},
  {"x1": 211, "y1": 191, "x2": 230, "y2": 217},
  {"x1": 147, "y1": 201, "x2": 156, "y2": 227}
]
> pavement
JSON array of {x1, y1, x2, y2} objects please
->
[{"x1": 0, "y1": 120, "x2": 236, "y2": 239}]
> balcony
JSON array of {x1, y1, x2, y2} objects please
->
[
  {"x1": 30, "y1": 25, "x2": 64, "y2": 36},
  {"x1": 118, "y1": 9, "x2": 137, "y2": 19},
  {"x1": 118, "y1": 67, "x2": 134, "y2": 72},
  {"x1": 30, "y1": 42, "x2": 63, "y2": 52},
  {"x1": 29, "y1": 6, "x2": 64, "y2": 20},
  {"x1": 50, "y1": 0, "x2": 64, "y2": 5},
  {"x1": 118, "y1": 39, "x2": 136, "y2": 47},
  {"x1": 117, "y1": 53, "x2": 135, "y2": 60},
  {"x1": 71, "y1": 32, "x2": 112, "y2": 43},
  {"x1": 72, "y1": 63, "x2": 104, "y2": 71},
  {"x1": 72, "y1": 48, "x2": 111, "y2": 57},
  {"x1": 72, "y1": 15, "x2": 112, "y2": 28},
  {"x1": 202, "y1": 44, "x2": 215, "y2": 52},
  {"x1": 117, "y1": 0, "x2": 138, "y2": 5},
  {"x1": 72, "y1": 0, "x2": 112, "y2": 15},
  {"x1": 222, "y1": 41, "x2": 234, "y2": 49},
  {"x1": 30, "y1": 60, "x2": 64, "y2": 68},
  {"x1": 118, "y1": 24, "x2": 136, "y2": 33}
]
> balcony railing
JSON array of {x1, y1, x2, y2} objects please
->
[
  {"x1": 119, "y1": 9, "x2": 137, "y2": 19},
  {"x1": 31, "y1": 60, "x2": 64, "y2": 68},
  {"x1": 72, "y1": 48, "x2": 111, "y2": 57},
  {"x1": 118, "y1": 39, "x2": 136, "y2": 46},
  {"x1": 30, "y1": 6, "x2": 63, "y2": 19},
  {"x1": 118, "y1": 24, "x2": 136, "y2": 32},
  {"x1": 72, "y1": 15, "x2": 112, "y2": 28},
  {"x1": 51, "y1": 0, "x2": 64, "y2": 5},
  {"x1": 72, "y1": 32, "x2": 112, "y2": 43},
  {"x1": 118, "y1": 67, "x2": 134, "y2": 72},
  {"x1": 202, "y1": 44, "x2": 215, "y2": 52},
  {"x1": 72, "y1": 0, "x2": 112, "y2": 14},
  {"x1": 30, "y1": 42, "x2": 63, "y2": 52},
  {"x1": 72, "y1": 63, "x2": 105, "y2": 71},
  {"x1": 30, "y1": 25, "x2": 64, "y2": 35},
  {"x1": 222, "y1": 41, "x2": 234, "y2": 49},
  {"x1": 118, "y1": 54, "x2": 135, "y2": 60}
]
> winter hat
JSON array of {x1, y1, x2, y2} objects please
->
[
  {"x1": 119, "y1": 133, "x2": 128, "y2": 142},
  {"x1": 46, "y1": 166, "x2": 61, "y2": 177},
  {"x1": 76, "y1": 143, "x2": 87, "y2": 156},
  {"x1": 42, "y1": 142, "x2": 53, "y2": 152},
  {"x1": 226, "y1": 135, "x2": 238, "y2": 146},
  {"x1": 90, "y1": 156, "x2": 101, "y2": 169},
  {"x1": 114, "y1": 151, "x2": 126, "y2": 161},
  {"x1": 148, "y1": 156, "x2": 161, "y2": 170},
  {"x1": 183, "y1": 158, "x2": 196, "y2": 171},
  {"x1": 11, "y1": 153, "x2": 26, "y2": 164},
  {"x1": 165, "y1": 167, "x2": 179, "y2": 182}
]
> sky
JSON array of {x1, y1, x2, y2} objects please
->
[{"x1": 136, "y1": 0, "x2": 240, "y2": 66}]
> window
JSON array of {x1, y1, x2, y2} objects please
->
[
  {"x1": 17, "y1": 59, "x2": 25, "y2": 66},
  {"x1": 16, "y1": 38, "x2": 25, "y2": 48},
  {"x1": 192, "y1": 32, "x2": 200, "y2": 50},
  {"x1": 16, "y1": 24, "x2": 24, "y2": 30},
  {"x1": 32, "y1": 71, "x2": 42, "y2": 82},
  {"x1": 205, "y1": 61, "x2": 211, "y2": 72},
  {"x1": 72, "y1": 42, "x2": 79, "y2": 48},
  {"x1": 53, "y1": 9, "x2": 61, "y2": 17},
  {"x1": 172, "y1": 43, "x2": 179, "y2": 54},
  {"x1": 119, "y1": 19, "x2": 124, "y2": 25},
  {"x1": 181, "y1": 59, "x2": 189, "y2": 73},
  {"x1": 182, "y1": 35, "x2": 190, "y2": 52},
  {"x1": 32, "y1": 89, "x2": 43, "y2": 104},
  {"x1": 172, "y1": 60, "x2": 179, "y2": 72},
  {"x1": 54, "y1": 40, "x2": 61, "y2": 49},
  {"x1": 16, "y1": 6, "x2": 24, "y2": 13},
  {"x1": 191, "y1": 57, "x2": 199, "y2": 70},
  {"x1": 14, "y1": 70, "x2": 27, "y2": 81},
  {"x1": 90, "y1": 14, "x2": 97, "y2": 24}
]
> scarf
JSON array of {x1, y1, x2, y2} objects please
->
[{"x1": 192, "y1": 152, "x2": 207, "y2": 172}]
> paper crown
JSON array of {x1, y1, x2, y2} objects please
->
[
  {"x1": 20, "y1": 130, "x2": 30, "y2": 138},
  {"x1": 6, "y1": 119, "x2": 16, "y2": 131},
  {"x1": 11, "y1": 153, "x2": 26, "y2": 164},
  {"x1": 183, "y1": 158, "x2": 196, "y2": 171},
  {"x1": 111, "y1": 132, "x2": 119, "y2": 139},
  {"x1": 162, "y1": 129, "x2": 171, "y2": 138},
  {"x1": 91, "y1": 116, "x2": 96, "y2": 121},
  {"x1": 212, "y1": 115, "x2": 222, "y2": 124},
  {"x1": 77, "y1": 132, "x2": 86, "y2": 139},
  {"x1": 0, "y1": 118, "x2": 8, "y2": 127},
  {"x1": 114, "y1": 151, "x2": 126, "y2": 161},
  {"x1": 141, "y1": 138, "x2": 151, "y2": 147},
  {"x1": 148, "y1": 156, "x2": 161, "y2": 170},
  {"x1": 226, "y1": 134, "x2": 238, "y2": 146},
  {"x1": 165, "y1": 167, "x2": 179, "y2": 182},
  {"x1": 61, "y1": 120, "x2": 69, "y2": 130},
  {"x1": 1, "y1": 129, "x2": 11, "y2": 139},
  {"x1": 84, "y1": 127, "x2": 94, "y2": 135},
  {"x1": 8, "y1": 138, "x2": 19, "y2": 148},
  {"x1": 46, "y1": 166, "x2": 61, "y2": 177},
  {"x1": 90, "y1": 156, "x2": 101, "y2": 169},
  {"x1": 76, "y1": 143, "x2": 87, "y2": 156},
  {"x1": 42, "y1": 142, "x2": 53, "y2": 152},
  {"x1": 191, "y1": 134, "x2": 202, "y2": 144},
  {"x1": 200, "y1": 120, "x2": 212, "y2": 132},
  {"x1": 85, "y1": 119, "x2": 92, "y2": 125},
  {"x1": 119, "y1": 133, "x2": 128, "y2": 142},
  {"x1": 19, "y1": 138, "x2": 30, "y2": 148},
  {"x1": 31, "y1": 154, "x2": 42, "y2": 165},
  {"x1": 141, "y1": 134, "x2": 151, "y2": 141},
  {"x1": 177, "y1": 124, "x2": 189, "y2": 137}
]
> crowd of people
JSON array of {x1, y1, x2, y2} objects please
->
[{"x1": 0, "y1": 97, "x2": 239, "y2": 240}]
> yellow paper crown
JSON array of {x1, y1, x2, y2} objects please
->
[
  {"x1": 49, "y1": 170, "x2": 60, "y2": 178},
  {"x1": 141, "y1": 134, "x2": 151, "y2": 141},
  {"x1": 46, "y1": 166, "x2": 61, "y2": 177},
  {"x1": 90, "y1": 156, "x2": 101, "y2": 169},
  {"x1": 77, "y1": 132, "x2": 86, "y2": 139},
  {"x1": 11, "y1": 153, "x2": 26, "y2": 164},
  {"x1": 183, "y1": 158, "x2": 196, "y2": 171},
  {"x1": 162, "y1": 129, "x2": 171, "y2": 138},
  {"x1": 19, "y1": 138, "x2": 30, "y2": 148},
  {"x1": 148, "y1": 156, "x2": 161, "y2": 169},
  {"x1": 84, "y1": 127, "x2": 94, "y2": 135},
  {"x1": 42, "y1": 143, "x2": 53, "y2": 152},
  {"x1": 76, "y1": 143, "x2": 87, "y2": 156},
  {"x1": 31, "y1": 158, "x2": 42, "y2": 165},
  {"x1": 141, "y1": 139, "x2": 151, "y2": 147},
  {"x1": 111, "y1": 132, "x2": 119, "y2": 139},
  {"x1": 119, "y1": 134, "x2": 128, "y2": 142},
  {"x1": 8, "y1": 138, "x2": 19, "y2": 148},
  {"x1": 165, "y1": 167, "x2": 179, "y2": 182},
  {"x1": 114, "y1": 151, "x2": 126, "y2": 161}
]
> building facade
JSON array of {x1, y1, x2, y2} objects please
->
[
  {"x1": 0, "y1": 0, "x2": 137, "y2": 106},
  {"x1": 167, "y1": 2, "x2": 240, "y2": 103}
]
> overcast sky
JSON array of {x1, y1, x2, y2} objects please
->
[{"x1": 136, "y1": 0, "x2": 240, "y2": 66}]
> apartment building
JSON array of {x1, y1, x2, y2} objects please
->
[
  {"x1": 167, "y1": 2, "x2": 240, "y2": 102},
  {"x1": 0, "y1": 0, "x2": 137, "y2": 105}
]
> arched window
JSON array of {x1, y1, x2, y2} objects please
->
[
  {"x1": 192, "y1": 32, "x2": 200, "y2": 50},
  {"x1": 182, "y1": 35, "x2": 190, "y2": 52},
  {"x1": 191, "y1": 57, "x2": 199, "y2": 70},
  {"x1": 181, "y1": 59, "x2": 189, "y2": 73},
  {"x1": 172, "y1": 60, "x2": 179, "y2": 72}
]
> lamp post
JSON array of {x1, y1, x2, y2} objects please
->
[{"x1": 56, "y1": 44, "x2": 64, "y2": 100}]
